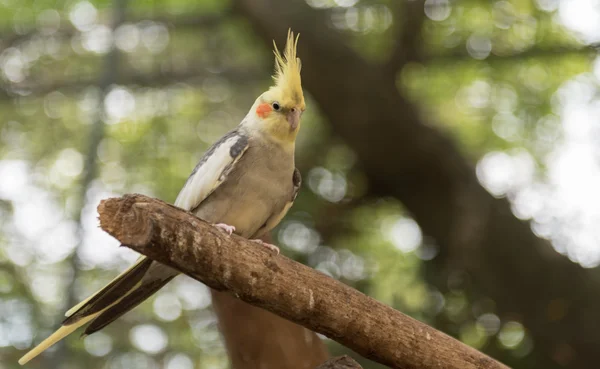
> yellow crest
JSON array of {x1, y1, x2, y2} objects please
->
[{"x1": 271, "y1": 30, "x2": 304, "y2": 107}]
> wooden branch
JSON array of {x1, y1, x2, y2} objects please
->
[
  {"x1": 211, "y1": 231, "x2": 329, "y2": 369},
  {"x1": 98, "y1": 194, "x2": 509, "y2": 369},
  {"x1": 315, "y1": 356, "x2": 362, "y2": 369},
  {"x1": 211, "y1": 289, "x2": 329, "y2": 368}
]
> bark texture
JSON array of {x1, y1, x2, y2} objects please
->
[
  {"x1": 98, "y1": 194, "x2": 508, "y2": 369},
  {"x1": 231, "y1": 1, "x2": 600, "y2": 367},
  {"x1": 211, "y1": 234, "x2": 329, "y2": 369},
  {"x1": 211, "y1": 232, "x2": 329, "y2": 369},
  {"x1": 211, "y1": 289, "x2": 329, "y2": 369}
]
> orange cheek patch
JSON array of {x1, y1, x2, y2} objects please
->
[{"x1": 256, "y1": 103, "x2": 272, "y2": 118}]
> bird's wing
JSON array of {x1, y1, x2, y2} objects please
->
[
  {"x1": 291, "y1": 167, "x2": 302, "y2": 201},
  {"x1": 175, "y1": 130, "x2": 249, "y2": 211},
  {"x1": 279, "y1": 166, "x2": 302, "y2": 218},
  {"x1": 18, "y1": 130, "x2": 250, "y2": 366}
]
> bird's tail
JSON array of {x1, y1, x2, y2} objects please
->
[{"x1": 19, "y1": 257, "x2": 176, "y2": 365}]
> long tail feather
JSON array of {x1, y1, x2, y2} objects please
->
[
  {"x1": 65, "y1": 256, "x2": 148, "y2": 317},
  {"x1": 63, "y1": 258, "x2": 153, "y2": 325},
  {"x1": 84, "y1": 275, "x2": 175, "y2": 336},
  {"x1": 19, "y1": 258, "x2": 175, "y2": 365},
  {"x1": 18, "y1": 313, "x2": 99, "y2": 365}
]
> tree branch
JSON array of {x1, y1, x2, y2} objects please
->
[
  {"x1": 0, "y1": 66, "x2": 262, "y2": 99},
  {"x1": 386, "y1": 0, "x2": 425, "y2": 72},
  {"x1": 97, "y1": 194, "x2": 508, "y2": 369},
  {"x1": 211, "y1": 289, "x2": 329, "y2": 369},
  {"x1": 210, "y1": 234, "x2": 329, "y2": 369},
  {"x1": 426, "y1": 45, "x2": 598, "y2": 64},
  {"x1": 0, "y1": 13, "x2": 228, "y2": 51}
]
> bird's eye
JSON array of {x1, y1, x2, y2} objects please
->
[{"x1": 272, "y1": 102, "x2": 281, "y2": 111}]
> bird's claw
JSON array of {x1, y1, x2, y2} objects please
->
[
  {"x1": 250, "y1": 239, "x2": 280, "y2": 255},
  {"x1": 214, "y1": 223, "x2": 236, "y2": 235}
]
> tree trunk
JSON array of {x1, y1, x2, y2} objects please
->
[{"x1": 231, "y1": 1, "x2": 600, "y2": 368}]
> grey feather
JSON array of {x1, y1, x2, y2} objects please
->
[
  {"x1": 291, "y1": 167, "x2": 301, "y2": 201},
  {"x1": 63, "y1": 258, "x2": 154, "y2": 325},
  {"x1": 186, "y1": 130, "x2": 246, "y2": 180},
  {"x1": 176, "y1": 130, "x2": 250, "y2": 211},
  {"x1": 83, "y1": 273, "x2": 175, "y2": 336},
  {"x1": 193, "y1": 135, "x2": 297, "y2": 238}
]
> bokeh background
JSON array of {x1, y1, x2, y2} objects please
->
[{"x1": 1, "y1": 0, "x2": 600, "y2": 368}]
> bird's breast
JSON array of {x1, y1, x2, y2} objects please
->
[{"x1": 193, "y1": 141, "x2": 294, "y2": 238}]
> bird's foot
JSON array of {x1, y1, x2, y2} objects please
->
[
  {"x1": 214, "y1": 223, "x2": 236, "y2": 235},
  {"x1": 250, "y1": 239, "x2": 280, "y2": 255}
]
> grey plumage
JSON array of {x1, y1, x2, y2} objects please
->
[
  {"x1": 185, "y1": 130, "x2": 248, "y2": 183},
  {"x1": 69, "y1": 126, "x2": 298, "y2": 332},
  {"x1": 194, "y1": 130, "x2": 296, "y2": 238}
]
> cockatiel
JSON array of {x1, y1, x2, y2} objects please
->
[{"x1": 19, "y1": 30, "x2": 305, "y2": 365}]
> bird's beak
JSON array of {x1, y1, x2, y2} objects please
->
[{"x1": 287, "y1": 108, "x2": 301, "y2": 131}]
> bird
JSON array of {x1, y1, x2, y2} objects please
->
[{"x1": 19, "y1": 29, "x2": 305, "y2": 365}]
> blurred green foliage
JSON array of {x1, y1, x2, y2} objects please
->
[{"x1": 0, "y1": 0, "x2": 597, "y2": 368}]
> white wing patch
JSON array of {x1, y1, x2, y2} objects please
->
[{"x1": 175, "y1": 134, "x2": 248, "y2": 211}]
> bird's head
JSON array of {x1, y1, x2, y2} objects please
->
[{"x1": 246, "y1": 30, "x2": 305, "y2": 145}]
